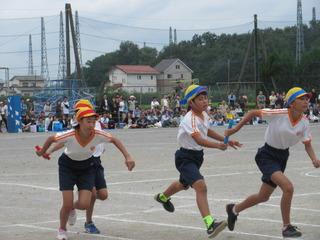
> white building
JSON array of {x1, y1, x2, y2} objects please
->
[
  {"x1": 108, "y1": 65, "x2": 159, "y2": 93},
  {"x1": 154, "y1": 58, "x2": 193, "y2": 94},
  {"x1": 8, "y1": 75, "x2": 45, "y2": 96}
]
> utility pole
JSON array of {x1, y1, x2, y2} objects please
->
[
  {"x1": 169, "y1": 27, "x2": 173, "y2": 45},
  {"x1": 296, "y1": 0, "x2": 304, "y2": 65},
  {"x1": 58, "y1": 11, "x2": 66, "y2": 80},
  {"x1": 41, "y1": 17, "x2": 50, "y2": 81},
  {"x1": 227, "y1": 59, "x2": 230, "y2": 93},
  {"x1": 253, "y1": 14, "x2": 258, "y2": 95},
  {"x1": 28, "y1": 35, "x2": 34, "y2": 75}
]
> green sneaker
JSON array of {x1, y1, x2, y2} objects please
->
[{"x1": 154, "y1": 193, "x2": 175, "y2": 212}]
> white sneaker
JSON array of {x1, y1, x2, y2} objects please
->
[
  {"x1": 57, "y1": 228, "x2": 68, "y2": 240},
  {"x1": 68, "y1": 209, "x2": 77, "y2": 226}
]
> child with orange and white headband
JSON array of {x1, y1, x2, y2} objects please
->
[{"x1": 36, "y1": 107, "x2": 135, "y2": 240}]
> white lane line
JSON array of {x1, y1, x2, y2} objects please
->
[
  {"x1": 95, "y1": 216, "x2": 284, "y2": 239},
  {"x1": 305, "y1": 171, "x2": 320, "y2": 178},
  {"x1": 15, "y1": 224, "x2": 137, "y2": 240},
  {"x1": 261, "y1": 203, "x2": 320, "y2": 213},
  {"x1": 0, "y1": 182, "x2": 58, "y2": 191}
]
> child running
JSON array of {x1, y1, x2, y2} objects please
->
[
  {"x1": 36, "y1": 107, "x2": 135, "y2": 240},
  {"x1": 46, "y1": 99, "x2": 108, "y2": 234},
  {"x1": 224, "y1": 87, "x2": 320, "y2": 238},
  {"x1": 154, "y1": 84, "x2": 242, "y2": 238}
]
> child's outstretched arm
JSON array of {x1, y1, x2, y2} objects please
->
[
  {"x1": 109, "y1": 136, "x2": 135, "y2": 171},
  {"x1": 35, "y1": 136, "x2": 56, "y2": 157},
  {"x1": 304, "y1": 141, "x2": 320, "y2": 168},
  {"x1": 207, "y1": 129, "x2": 242, "y2": 149},
  {"x1": 225, "y1": 110, "x2": 261, "y2": 137},
  {"x1": 47, "y1": 142, "x2": 65, "y2": 155},
  {"x1": 192, "y1": 133, "x2": 227, "y2": 150}
]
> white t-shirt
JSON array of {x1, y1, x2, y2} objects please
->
[
  {"x1": 259, "y1": 108, "x2": 311, "y2": 149},
  {"x1": 61, "y1": 101, "x2": 70, "y2": 115},
  {"x1": 177, "y1": 110, "x2": 210, "y2": 151},
  {"x1": 54, "y1": 129, "x2": 112, "y2": 160}
]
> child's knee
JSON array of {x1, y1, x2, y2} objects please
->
[
  {"x1": 193, "y1": 180, "x2": 207, "y2": 193},
  {"x1": 282, "y1": 183, "x2": 294, "y2": 195},
  {"x1": 97, "y1": 190, "x2": 108, "y2": 200},
  {"x1": 77, "y1": 200, "x2": 90, "y2": 210}
]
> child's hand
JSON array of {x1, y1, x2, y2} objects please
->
[
  {"x1": 228, "y1": 140, "x2": 243, "y2": 150},
  {"x1": 312, "y1": 159, "x2": 320, "y2": 168},
  {"x1": 34, "y1": 146, "x2": 51, "y2": 160},
  {"x1": 218, "y1": 143, "x2": 228, "y2": 151},
  {"x1": 125, "y1": 156, "x2": 135, "y2": 171}
]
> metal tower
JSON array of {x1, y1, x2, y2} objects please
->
[
  {"x1": 312, "y1": 7, "x2": 316, "y2": 21},
  {"x1": 41, "y1": 17, "x2": 50, "y2": 80},
  {"x1": 58, "y1": 11, "x2": 66, "y2": 80},
  {"x1": 28, "y1": 34, "x2": 34, "y2": 75},
  {"x1": 174, "y1": 29, "x2": 177, "y2": 44},
  {"x1": 169, "y1": 27, "x2": 173, "y2": 44},
  {"x1": 75, "y1": 11, "x2": 83, "y2": 68},
  {"x1": 296, "y1": 0, "x2": 304, "y2": 65}
]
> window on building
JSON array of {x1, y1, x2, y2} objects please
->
[
  {"x1": 181, "y1": 74, "x2": 184, "y2": 78},
  {"x1": 167, "y1": 74, "x2": 172, "y2": 79},
  {"x1": 22, "y1": 82, "x2": 28, "y2": 87},
  {"x1": 150, "y1": 75, "x2": 153, "y2": 80},
  {"x1": 176, "y1": 65, "x2": 180, "y2": 69},
  {"x1": 137, "y1": 75, "x2": 142, "y2": 80}
]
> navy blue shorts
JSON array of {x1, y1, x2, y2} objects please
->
[
  {"x1": 175, "y1": 148, "x2": 204, "y2": 188},
  {"x1": 93, "y1": 156, "x2": 107, "y2": 190},
  {"x1": 58, "y1": 154, "x2": 96, "y2": 191},
  {"x1": 255, "y1": 143, "x2": 289, "y2": 188}
]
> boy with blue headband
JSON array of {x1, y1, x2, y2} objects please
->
[
  {"x1": 224, "y1": 87, "x2": 320, "y2": 238},
  {"x1": 155, "y1": 84, "x2": 242, "y2": 238}
]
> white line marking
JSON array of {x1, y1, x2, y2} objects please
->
[
  {"x1": 15, "y1": 224, "x2": 137, "y2": 240},
  {"x1": 305, "y1": 171, "x2": 320, "y2": 178},
  {"x1": 95, "y1": 216, "x2": 284, "y2": 239},
  {"x1": 0, "y1": 182, "x2": 58, "y2": 191}
]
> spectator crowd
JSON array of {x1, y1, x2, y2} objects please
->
[{"x1": 0, "y1": 88, "x2": 320, "y2": 133}]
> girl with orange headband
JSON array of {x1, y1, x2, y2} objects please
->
[
  {"x1": 224, "y1": 87, "x2": 320, "y2": 238},
  {"x1": 36, "y1": 107, "x2": 135, "y2": 240}
]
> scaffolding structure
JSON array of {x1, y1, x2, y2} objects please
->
[{"x1": 33, "y1": 4, "x2": 94, "y2": 114}]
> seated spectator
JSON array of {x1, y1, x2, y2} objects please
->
[
  {"x1": 22, "y1": 114, "x2": 32, "y2": 132},
  {"x1": 44, "y1": 114, "x2": 53, "y2": 132},
  {"x1": 161, "y1": 110, "x2": 172, "y2": 127},
  {"x1": 100, "y1": 112, "x2": 110, "y2": 128},
  {"x1": 136, "y1": 112, "x2": 149, "y2": 128},
  {"x1": 306, "y1": 106, "x2": 319, "y2": 123},
  {"x1": 225, "y1": 107, "x2": 235, "y2": 123},
  {"x1": 234, "y1": 104, "x2": 244, "y2": 117}
]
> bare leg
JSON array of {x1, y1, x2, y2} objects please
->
[
  {"x1": 271, "y1": 171, "x2": 294, "y2": 226},
  {"x1": 235, "y1": 183, "x2": 275, "y2": 213},
  {"x1": 86, "y1": 188, "x2": 108, "y2": 223},
  {"x1": 74, "y1": 190, "x2": 92, "y2": 210},
  {"x1": 163, "y1": 180, "x2": 185, "y2": 198},
  {"x1": 192, "y1": 179, "x2": 210, "y2": 217},
  {"x1": 60, "y1": 191, "x2": 74, "y2": 230}
]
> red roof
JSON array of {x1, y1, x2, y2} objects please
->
[{"x1": 116, "y1": 65, "x2": 159, "y2": 74}]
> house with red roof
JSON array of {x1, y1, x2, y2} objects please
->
[{"x1": 108, "y1": 65, "x2": 159, "y2": 93}]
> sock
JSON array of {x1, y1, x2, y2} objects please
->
[
  {"x1": 203, "y1": 215, "x2": 214, "y2": 228},
  {"x1": 282, "y1": 224, "x2": 289, "y2": 231},
  {"x1": 232, "y1": 205, "x2": 238, "y2": 215},
  {"x1": 159, "y1": 193, "x2": 169, "y2": 202}
]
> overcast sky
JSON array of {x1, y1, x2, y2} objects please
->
[{"x1": 0, "y1": 0, "x2": 318, "y2": 80}]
